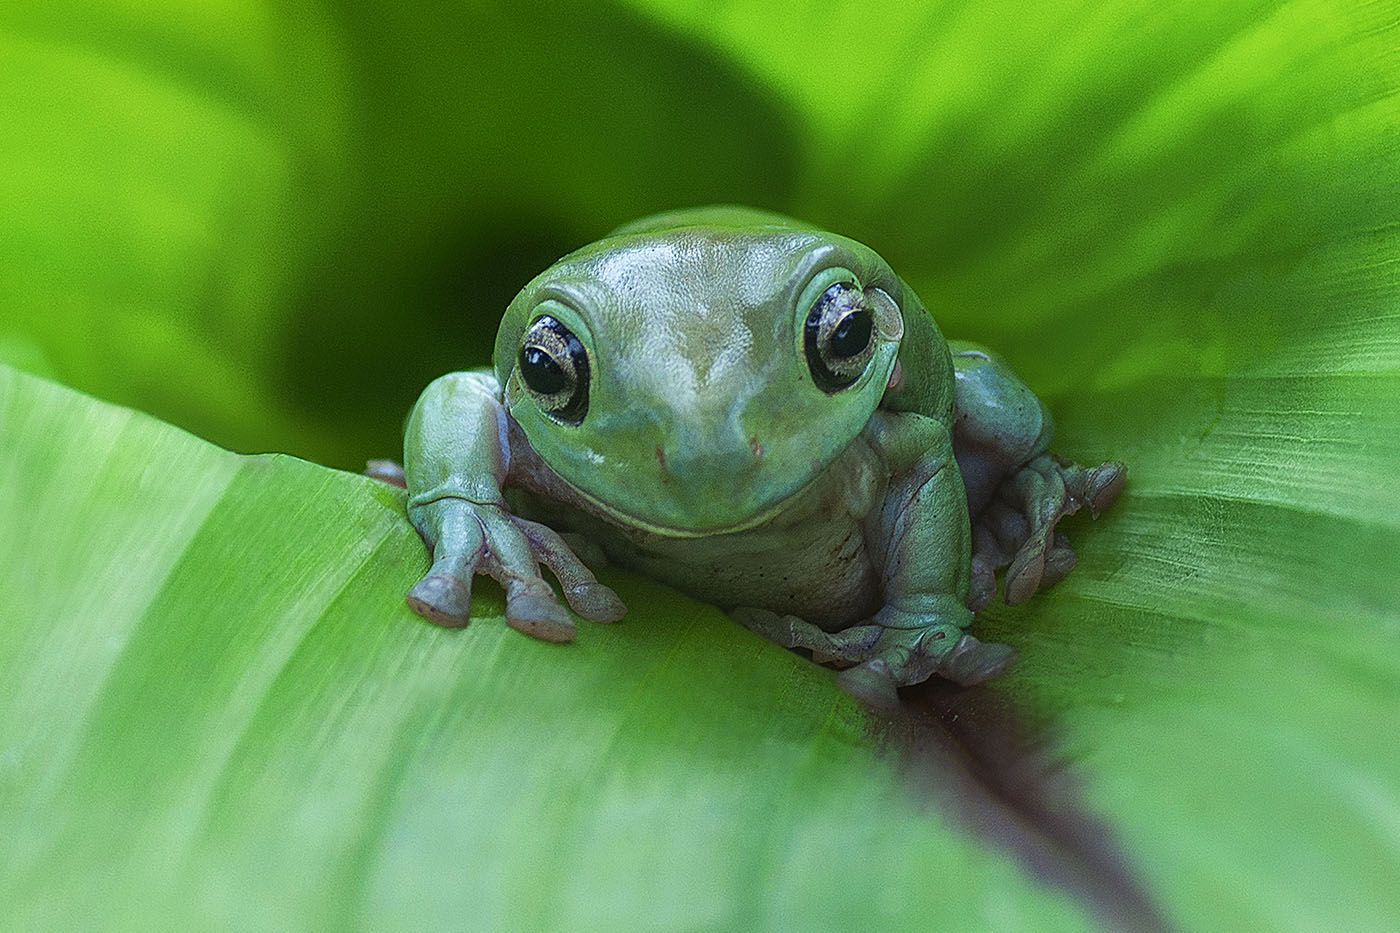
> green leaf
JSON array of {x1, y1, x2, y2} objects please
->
[
  {"x1": 617, "y1": 0, "x2": 1400, "y2": 922},
  {"x1": 3, "y1": 0, "x2": 1399, "y2": 927},
  {"x1": 0, "y1": 366, "x2": 1089, "y2": 928},
  {"x1": 0, "y1": 0, "x2": 800, "y2": 469}
]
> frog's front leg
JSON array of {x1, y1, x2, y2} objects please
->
[
  {"x1": 760, "y1": 410, "x2": 1014, "y2": 705},
  {"x1": 403, "y1": 371, "x2": 625, "y2": 641},
  {"x1": 859, "y1": 411, "x2": 1016, "y2": 700}
]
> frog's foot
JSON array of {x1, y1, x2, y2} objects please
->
[
  {"x1": 835, "y1": 606, "x2": 1016, "y2": 706},
  {"x1": 365, "y1": 459, "x2": 406, "y2": 488},
  {"x1": 837, "y1": 630, "x2": 1016, "y2": 708},
  {"x1": 511, "y1": 517, "x2": 626, "y2": 623},
  {"x1": 732, "y1": 606, "x2": 1014, "y2": 709},
  {"x1": 729, "y1": 607, "x2": 883, "y2": 666},
  {"x1": 559, "y1": 532, "x2": 611, "y2": 573},
  {"x1": 968, "y1": 454, "x2": 1125, "y2": 609},
  {"x1": 407, "y1": 499, "x2": 625, "y2": 642}
]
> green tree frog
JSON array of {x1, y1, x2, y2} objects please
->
[{"x1": 392, "y1": 206, "x2": 1123, "y2": 705}]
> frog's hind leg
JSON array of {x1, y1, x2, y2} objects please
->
[
  {"x1": 729, "y1": 607, "x2": 1011, "y2": 707},
  {"x1": 729, "y1": 607, "x2": 884, "y2": 666},
  {"x1": 973, "y1": 455, "x2": 1125, "y2": 606},
  {"x1": 950, "y1": 341, "x2": 1125, "y2": 610}
]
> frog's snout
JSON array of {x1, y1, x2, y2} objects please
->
[
  {"x1": 655, "y1": 420, "x2": 765, "y2": 486},
  {"x1": 625, "y1": 401, "x2": 796, "y2": 534}
]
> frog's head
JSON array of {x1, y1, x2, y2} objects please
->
[{"x1": 494, "y1": 209, "x2": 913, "y2": 537}]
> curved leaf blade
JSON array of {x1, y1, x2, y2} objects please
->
[
  {"x1": 618, "y1": 0, "x2": 1400, "y2": 927},
  {"x1": 0, "y1": 366, "x2": 1090, "y2": 929}
]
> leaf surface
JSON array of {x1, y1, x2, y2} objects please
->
[
  {"x1": 0, "y1": 367, "x2": 1089, "y2": 929},
  {"x1": 2, "y1": 0, "x2": 1399, "y2": 927}
]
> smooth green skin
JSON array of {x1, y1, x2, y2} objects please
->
[{"x1": 402, "y1": 206, "x2": 1116, "y2": 703}]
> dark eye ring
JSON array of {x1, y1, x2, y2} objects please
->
[
  {"x1": 804, "y1": 283, "x2": 876, "y2": 393},
  {"x1": 518, "y1": 315, "x2": 589, "y2": 424}
]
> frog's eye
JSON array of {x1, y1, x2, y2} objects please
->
[
  {"x1": 519, "y1": 315, "x2": 589, "y2": 424},
  {"x1": 804, "y1": 282, "x2": 876, "y2": 393}
]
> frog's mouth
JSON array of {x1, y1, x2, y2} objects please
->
[
  {"x1": 507, "y1": 353, "x2": 890, "y2": 540},
  {"x1": 538, "y1": 444, "x2": 847, "y2": 540},
  {"x1": 560, "y1": 473, "x2": 822, "y2": 538}
]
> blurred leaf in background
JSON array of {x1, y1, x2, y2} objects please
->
[
  {"x1": 1, "y1": 0, "x2": 1398, "y2": 928},
  {"x1": 1, "y1": 0, "x2": 800, "y2": 467}
]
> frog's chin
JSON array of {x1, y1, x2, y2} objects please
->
[{"x1": 556, "y1": 472, "x2": 819, "y2": 539}]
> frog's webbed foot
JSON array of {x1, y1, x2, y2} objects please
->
[
  {"x1": 407, "y1": 498, "x2": 625, "y2": 642},
  {"x1": 838, "y1": 630, "x2": 1016, "y2": 709},
  {"x1": 968, "y1": 454, "x2": 1125, "y2": 610},
  {"x1": 835, "y1": 605, "x2": 1015, "y2": 706},
  {"x1": 731, "y1": 605, "x2": 1014, "y2": 709},
  {"x1": 729, "y1": 607, "x2": 884, "y2": 665},
  {"x1": 559, "y1": 532, "x2": 611, "y2": 572}
]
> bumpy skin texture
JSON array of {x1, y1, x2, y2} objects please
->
[{"x1": 400, "y1": 206, "x2": 1124, "y2": 706}]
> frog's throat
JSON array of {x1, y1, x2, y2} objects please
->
[{"x1": 548, "y1": 466, "x2": 826, "y2": 539}]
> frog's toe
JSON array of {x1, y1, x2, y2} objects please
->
[
  {"x1": 731, "y1": 607, "x2": 820, "y2": 651},
  {"x1": 504, "y1": 591, "x2": 578, "y2": 643},
  {"x1": 1005, "y1": 527, "x2": 1082, "y2": 604},
  {"x1": 512, "y1": 516, "x2": 623, "y2": 624},
  {"x1": 1041, "y1": 532, "x2": 1078, "y2": 588},
  {"x1": 974, "y1": 453, "x2": 1126, "y2": 607},
  {"x1": 836, "y1": 660, "x2": 900, "y2": 711},
  {"x1": 835, "y1": 626, "x2": 1012, "y2": 702},
  {"x1": 406, "y1": 573, "x2": 472, "y2": 627},
  {"x1": 934, "y1": 634, "x2": 1016, "y2": 686},
  {"x1": 1003, "y1": 532, "x2": 1050, "y2": 605},
  {"x1": 1083, "y1": 460, "x2": 1126, "y2": 515},
  {"x1": 968, "y1": 558, "x2": 997, "y2": 612},
  {"x1": 564, "y1": 581, "x2": 627, "y2": 623},
  {"x1": 731, "y1": 608, "x2": 883, "y2": 665}
]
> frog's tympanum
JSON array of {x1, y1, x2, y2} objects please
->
[{"x1": 395, "y1": 207, "x2": 1124, "y2": 704}]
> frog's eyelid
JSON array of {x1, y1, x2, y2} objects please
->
[
  {"x1": 786, "y1": 242, "x2": 859, "y2": 301},
  {"x1": 531, "y1": 279, "x2": 611, "y2": 336},
  {"x1": 525, "y1": 294, "x2": 598, "y2": 358},
  {"x1": 535, "y1": 280, "x2": 595, "y2": 308}
]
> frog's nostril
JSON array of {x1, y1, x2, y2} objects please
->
[
  {"x1": 658, "y1": 413, "x2": 766, "y2": 483},
  {"x1": 659, "y1": 435, "x2": 762, "y2": 482}
]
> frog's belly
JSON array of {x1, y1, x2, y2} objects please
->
[
  {"x1": 509, "y1": 425, "x2": 893, "y2": 629},
  {"x1": 606, "y1": 510, "x2": 883, "y2": 629},
  {"x1": 518, "y1": 434, "x2": 891, "y2": 630}
]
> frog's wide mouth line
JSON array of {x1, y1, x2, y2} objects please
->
[{"x1": 552, "y1": 464, "x2": 826, "y2": 539}]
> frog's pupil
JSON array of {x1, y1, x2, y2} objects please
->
[
  {"x1": 520, "y1": 346, "x2": 568, "y2": 395},
  {"x1": 829, "y1": 310, "x2": 872, "y2": 359}
]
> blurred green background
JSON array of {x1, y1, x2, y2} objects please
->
[
  {"x1": 8, "y1": 0, "x2": 1392, "y2": 474},
  {"x1": 3, "y1": 0, "x2": 809, "y2": 467},
  {"x1": 2, "y1": 0, "x2": 1399, "y2": 928}
]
